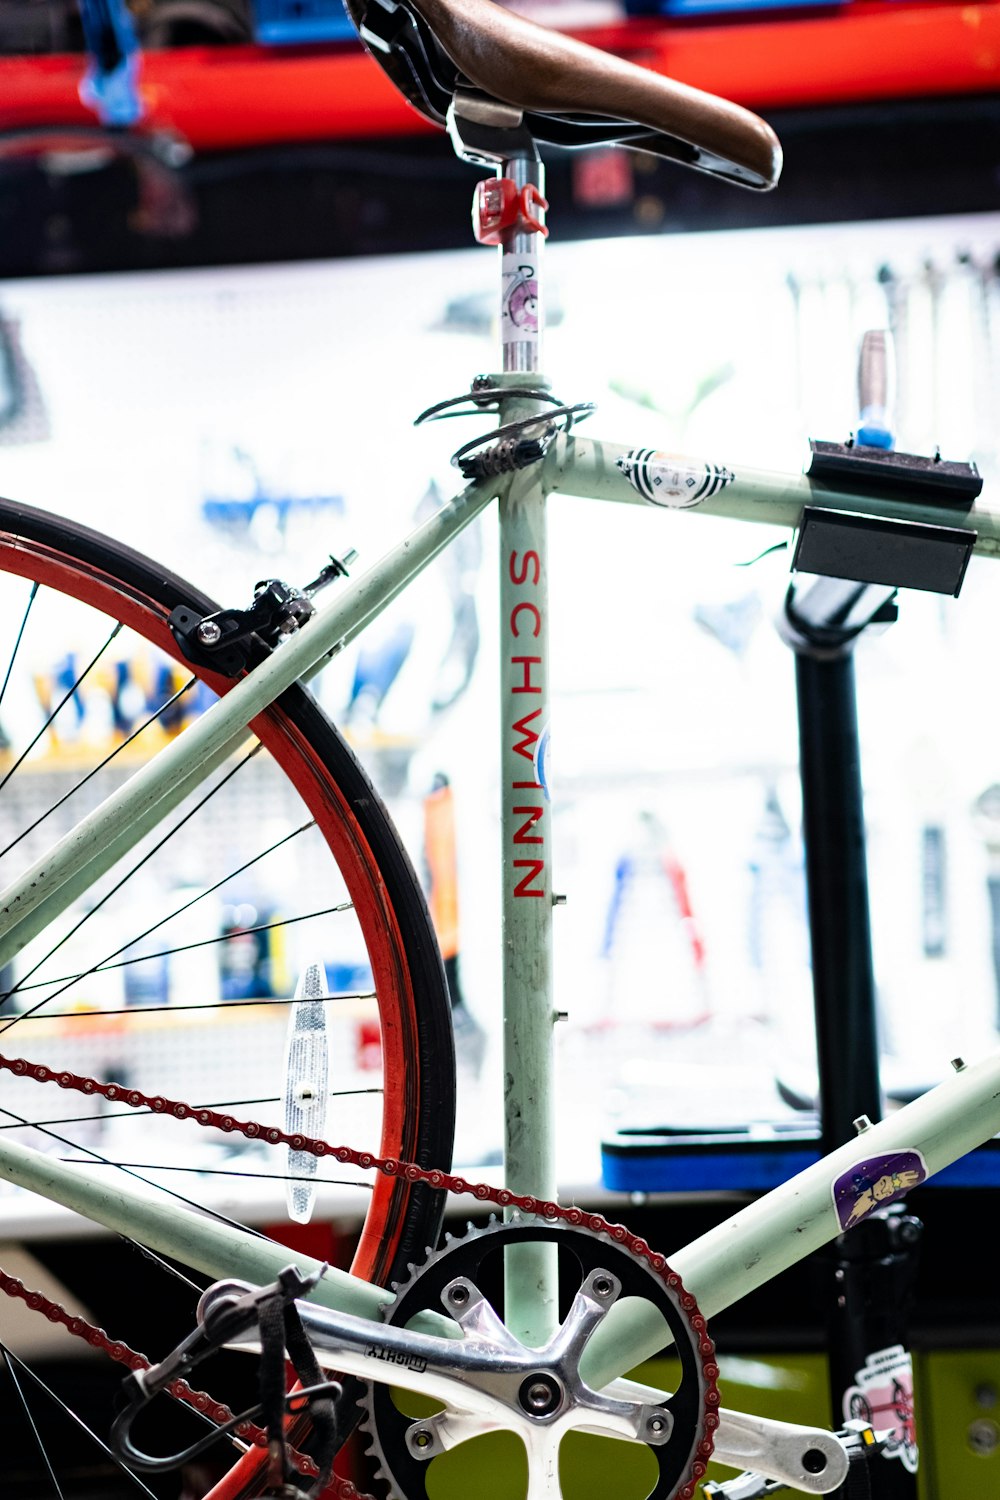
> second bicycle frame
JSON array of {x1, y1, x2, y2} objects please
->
[{"x1": 2, "y1": 145, "x2": 1000, "y2": 1414}]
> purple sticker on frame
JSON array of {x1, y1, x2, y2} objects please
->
[{"x1": 833, "y1": 1150, "x2": 927, "y2": 1231}]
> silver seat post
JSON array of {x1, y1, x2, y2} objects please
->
[
  {"x1": 445, "y1": 91, "x2": 547, "y2": 373},
  {"x1": 499, "y1": 151, "x2": 546, "y2": 374}
]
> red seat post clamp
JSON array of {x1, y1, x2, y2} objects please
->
[{"x1": 473, "y1": 178, "x2": 549, "y2": 245}]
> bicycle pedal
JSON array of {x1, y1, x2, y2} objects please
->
[{"x1": 702, "y1": 1472, "x2": 785, "y2": 1498}]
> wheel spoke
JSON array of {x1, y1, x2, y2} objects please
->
[
  {"x1": 3, "y1": 902, "x2": 351, "y2": 1018},
  {"x1": 3, "y1": 976, "x2": 366, "y2": 1008},
  {"x1": 0, "y1": 1102, "x2": 275, "y2": 1241},
  {"x1": 0, "y1": 1086, "x2": 382, "y2": 1133},
  {"x1": 0, "y1": 743, "x2": 265, "y2": 1020},
  {"x1": 1, "y1": 1341, "x2": 160, "y2": 1498},
  {"x1": 121, "y1": 1236, "x2": 207, "y2": 1294},
  {"x1": 60, "y1": 1158, "x2": 375, "y2": 1188},
  {"x1": 0, "y1": 676, "x2": 197, "y2": 861},
  {"x1": 0, "y1": 580, "x2": 38, "y2": 715},
  {"x1": 0, "y1": 620, "x2": 122, "y2": 794},
  {"x1": 96, "y1": 818, "x2": 320, "y2": 964},
  {"x1": 2, "y1": 1340, "x2": 67, "y2": 1500}
]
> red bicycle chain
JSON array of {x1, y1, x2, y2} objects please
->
[{"x1": 0, "y1": 1049, "x2": 719, "y2": 1499}]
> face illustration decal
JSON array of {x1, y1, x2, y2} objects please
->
[{"x1": 617, "y1": 449, "x2": 735, "y2": 508}]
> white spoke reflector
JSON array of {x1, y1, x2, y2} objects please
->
[{"x1": 283, "y1": 957, "x2": 331, "y2": 1223}]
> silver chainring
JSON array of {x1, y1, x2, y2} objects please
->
[{"x1": 358, "y1": 1213, "x2": 717, "y2": 1500}]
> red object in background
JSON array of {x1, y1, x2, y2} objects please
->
[
  {"x1": 0, "y1": 44, "x2": 428, "y2": 150},
  {"x1": 1, "y1": 2, "x2": 999, "y2": 153},
  {"x1": 355, "y1": 1017, "x2": 382, "y2": 1071},
  {"x1": 572, "y1": 145, "x2": 635, "y2": 208},
  {"x1": 606, "y1": 0, "x2": 1000, "y2": 111},
  {"x1": 260, "y1": 1213, "x2": 352, "y2": 1266}
]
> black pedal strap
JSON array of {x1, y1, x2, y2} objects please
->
[
  {"x1": 841, "y1": 1435, "x2": 875, "y2": 1500},
  {"x1": 258, "y1": 1291, "x2": 339, "y2": 1498}
]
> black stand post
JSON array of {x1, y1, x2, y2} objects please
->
[
  {"x1": 794, "y1": 645, "x2": 882, "y2": 1158},
  {"x1": 782, "y1": 576, "x2": 923, "y2": 1498}
]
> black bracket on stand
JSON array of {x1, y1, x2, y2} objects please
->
[
  {"x1": 780, "y1": 437, "x2": 981, "y2": 1497},
  {"x1": 783, "y1": 438, "x2": 980, "y2": 1150},
  {"x1": 795, "y1": 437, "x2": 980, "y2": 606}
]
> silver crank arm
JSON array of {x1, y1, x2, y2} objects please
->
[
  {"x1": 711, "y1": 1409, "x2": 848, "y2": 1494},
  {"x1": 598, "y1": 1377, "x2": 848, "y2": 1493},
  {"x1": 203, "y1": 1278, "x2": 845, "y2": 1490},
  {"x1": 207, "y1": 1272, "x2": 665, "y2": 1446}
]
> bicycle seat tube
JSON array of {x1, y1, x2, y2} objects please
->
[
  {"x1": 497, "y1": 148, "x2": 556, "y2": 1348},
  {"x1": 448, "y1": 96, "x2": 559, "y2": 1343}
]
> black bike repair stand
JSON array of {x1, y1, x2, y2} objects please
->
[
  {"x1": 779, "y1": 442, "x2": 980, "y2": 1498},
  {"x1": 780, "y1": 571, "x2": 922, "y2": 1498}
]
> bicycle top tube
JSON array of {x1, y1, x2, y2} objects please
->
[
  {"x1": 536, "y1": 431, "x2": 1000, "y2": 571},
  {"x1": 346, "y1": 0, "x2": 781, "y2": 190}
]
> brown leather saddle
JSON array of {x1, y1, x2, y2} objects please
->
[{"x1": 344, "y1": 0, "x2": 781, "y2": 190}]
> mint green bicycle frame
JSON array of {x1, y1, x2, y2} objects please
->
[
  {"x1": 1, "y1": 431, "x2": 999, "y2": 1381},
  {"x1": 2, "y1": 147, "x2": 1000, "y2": 1442}
]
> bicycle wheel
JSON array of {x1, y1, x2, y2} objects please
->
[{"x1": 0, "y1": 495, "x2": 455, "y2": 1495}]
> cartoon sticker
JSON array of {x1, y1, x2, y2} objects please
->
[
  {"x1": 502, "y1": 256, "x2": 539, "y2": 342},
  {"x1": 842, "y1": 1344, "x2": 918, "y2": 1473},
  {"x1": 833, "y1": 1149, "x2": 927, "y2": 1231},
  {"x1": 617, "y1": 449, "x2": 735, "y2": 508}
]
